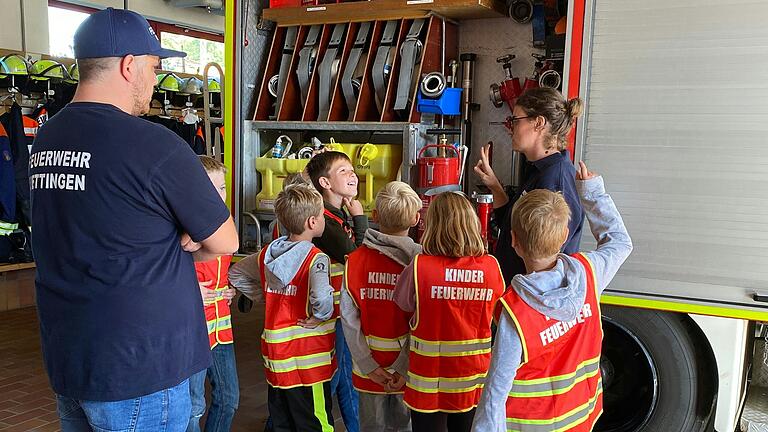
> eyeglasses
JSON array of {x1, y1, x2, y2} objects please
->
[
  {"x1": 489, "y1": 115, "x2": 535, "y2": 127},
  {"x1": 509, "y1": 115, "x2": 534, "y2": 123}
]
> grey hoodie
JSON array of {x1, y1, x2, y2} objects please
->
[
  {"x1": 340, "y1": 229, "x2": 422, "y2": 377},
  {"x1": 472, "y1": 176, "x2": 633, "y2": 432},
  {"x1": 228, "y1": 237, "x2": 334, "y2": 321}
]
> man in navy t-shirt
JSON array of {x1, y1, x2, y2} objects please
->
[{"x1": 30, "y1": 8, "x2": 238, "y2": 431}]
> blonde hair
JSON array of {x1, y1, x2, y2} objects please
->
[
  {"x1": 283, "y1": 172, "x2": 311, "y2": 189},
  {"x1": 511, "y1": 189, "x2": 571, "y2": 259},
  {"x1": 516, "y1": 87, "x2": 583, "y2": 151},
  {"x1": 199, "y1": 155, "x2": 227, "y2": 174},
  {"x1": 422, "y1": 192, "x2": 485, "y2": 258},
  {"x1": 375, "y1": 181, "x2": 421, "y2": 231},
  {"x1": 274, "y1": 183, "x2": 324, "y2": 235}
]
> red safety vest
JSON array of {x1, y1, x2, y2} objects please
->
[
  {"x1": 345, "y1": 245, "x2": 411, "y2": 393},
  {"x1": 498, "y1": 253, "x2": 603, "y2": 431},
  {"x1": 405, "y1": 254, "x2": 505, "y2": 413},
  {"x1": 22, "y1": 116, "x2": 38, "y2": 153},
  {"x1": 195, "y1": 255, "x2": 234, "y2": 349},
  {"x1": 323, "y1": 208, "x2": 354, "y2": 316},
  {"x1": 258, "y1": 243, "x2": 337, "y2": 388}
]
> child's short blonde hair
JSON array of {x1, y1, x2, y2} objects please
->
[
  {"x1": 511, "y1": 189, "x2": 571, "y2": 259},
  {"x1": 283, "y1": 172, "x2": 311, "y2": 189},
  {"x1": 422, "y1": 192, "x2": 485, "y2": 258},
  {"x1": 275, "y1": 183, "x2": 324, "y2": 235},
  {"x1": 375, "y1": 181, "x2": 421, "y2": 231},
  {"x1": 199, "y1": 155, "x2": 226, "y2": 174}
]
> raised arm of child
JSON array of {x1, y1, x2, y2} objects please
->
[
  {"x1": 472, "y1": 162, "x2": 633, "y2": 432},
  {"x1": 575, "y1": 161, "x2": 633, "y2": 294}
]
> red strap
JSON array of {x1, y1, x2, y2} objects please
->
[
  {"x1": 323, "y1": 208, "x2": 356, "y2": 242},
  {"x1": 323, "y1": 208, "x2": 345, "y2": 226}
]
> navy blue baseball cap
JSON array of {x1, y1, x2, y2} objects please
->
[{"x1": 73, "y1": 8, "x2": 186, "y2": 59}]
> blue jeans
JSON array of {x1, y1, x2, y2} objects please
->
[
  {"x1": 57, "y1": 379, "x2": 191, "y2": 432},
  {"x1": 331, "y1": 321, "x2": 359, "y2": 432},
  {"x1": 187, "y1": 343, "x2": 240, "y2": 432}
]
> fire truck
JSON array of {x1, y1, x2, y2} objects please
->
[{"x1": 217, "y1": 0, "x2": 768, "y2": 430}]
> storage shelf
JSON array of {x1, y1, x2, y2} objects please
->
[
  {"x1": 263, "y1": 0, "x2": 506, "y2": 26},
  {"x1": 0, "y1": 263, "x2": 35, "y2": 273},
  {"x1": 247, "y1": 120, "x2": 411, "y2": 132}
]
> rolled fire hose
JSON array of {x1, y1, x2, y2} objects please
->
[
  {"x1": 394, "y1": 19, "x2": 426, "y2": 111},
  {"x1": 372, "y1": 20, "x2": 399, "y2": 112},
  {"x1": 297, "y1": 25, "x2": 322, "y2": 106}
]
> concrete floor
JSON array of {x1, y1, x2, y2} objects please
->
[{"x1": 0, "y1": 302, "x2": 347, "y2": 431}]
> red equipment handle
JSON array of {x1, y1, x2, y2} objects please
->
[{"x1": 417, "y1": 144, "x2": 460, "y2": 159}]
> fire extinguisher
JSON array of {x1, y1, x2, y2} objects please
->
[{"x1": 416, "y1": 144, "x2": 462, "y2": 240}]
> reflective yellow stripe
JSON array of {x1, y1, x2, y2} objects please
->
[
  {"x1": 0, "y1": 221, "x2": 17, "y2": 230},
  {"x1": 367, "y1": 334, "x2": 407, "y2": 352},
  {"x1": 333, "y1": 290, "x2": 341, "y2": 305},
  {"x1": 262, "y1": 319, "x2": 337, "y2": 344},
  {"x1": 263, "y1": 350, "x2": 335, "y2": 373},
  {"x1": 602, "y1": 294, "x2": 768, "y2": 321},
  {"x1": 510, "y1": 357, "x2": 600, "y2": 397},
  {"x1": 312, "y1": 382, "x2": 334, "y2": 432},
  {"x1": 506, "y1": 382, "x2": 602, "y2": 432},
  {"x1": 410, "y1": 335, "x2": 492, "y2": 357},
  {"x1": 330, "y1": 263, "x2": 344, "y2": 276},
  {"x1": 406, "y1": 371, "x2": 486, "y2": 394}
]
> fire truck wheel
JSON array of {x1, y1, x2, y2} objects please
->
[{"x1": 596, "y1": 306, "x2": 716, "y2": 432}]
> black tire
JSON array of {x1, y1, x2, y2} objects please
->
[{"x1": 596, "y1": 306, "x2": 715, "y2": 432}]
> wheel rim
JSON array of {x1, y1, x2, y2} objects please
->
[{"x1": 595, "y1": 316, "x2": 659, "y2": 432}]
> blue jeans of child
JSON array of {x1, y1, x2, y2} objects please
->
[
  {"x1": 187, "y1": 343, "x2": 240, "y2": 432},
  {"x1": 57, "y1": 379, "x2": 191, "y2": 432},
  {"x1": 331, "y1": 321, "x2": 359, "y2": 432}
]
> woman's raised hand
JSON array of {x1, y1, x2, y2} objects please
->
[{"x1": 474, "y1": 142, "x2": 502, "y2": 190}]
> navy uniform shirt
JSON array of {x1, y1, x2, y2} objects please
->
[
  {"x1": 30, "y1": 102, "x2": 230, "y2": 401},
  {"x1": 493, "y1": 151, "x2": 584, "y2": 285}
]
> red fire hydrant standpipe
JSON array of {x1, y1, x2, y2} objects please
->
[
  {"x1": 490, "y1": 54, "x2": 526, "y2": 111},
  {"x1": 473, "y1": 192, "x2": 494, "y2": 251}
]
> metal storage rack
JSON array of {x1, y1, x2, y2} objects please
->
[{"x1": 236, "y1": 120, "x2": 433, "y2": 254}]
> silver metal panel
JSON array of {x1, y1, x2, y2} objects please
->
[
  {"x1": 741, "y1": 386, "x2": 768, "y2": 432},
  {"x1": 579, "y1": 0, "x2": 768, "y2": 310},
  {"x1": 458, "y1": 17, "x2": 536, "y2": 190}
]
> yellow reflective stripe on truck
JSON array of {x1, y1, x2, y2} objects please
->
[{"x1": 601, "y1": 294, "x2": 768, "y2": 322}]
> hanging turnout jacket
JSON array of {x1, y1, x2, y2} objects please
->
[{"x1": 0, "y1": 123, "x2": 16, "y2": 235}]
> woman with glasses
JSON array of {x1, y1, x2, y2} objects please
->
[{"x1": 473, "y1": 87, "x2": 585, "y2": 286}]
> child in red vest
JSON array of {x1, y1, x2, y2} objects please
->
[
  {"x1": 394, "y1": 192, "x2": 506, "y2": 432},
  {"x1": 471, "y1": 162, "x2": 633, "y2": 432},
  {"x1": 341, "y1": 181, "x2": 423, "y2": 431},
  {"x1": 306, "y1": 151, "x2": 368, "y2": 432},
  {"x1": 188, "y1": 156, "x2": 239, "y2": 432},
  {"x1": 229, "y1": 183, "x2": 336, "y2": 432}
]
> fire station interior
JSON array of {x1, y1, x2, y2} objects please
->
[
  {"x1": 5, "y1": 0, "x2": 766, "y2": 432},
  {"x1": 0, "y1": 2, "x2": 564, "y2": 430}
]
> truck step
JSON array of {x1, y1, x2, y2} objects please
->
[
  {"x1": 753, "y1": 339, "x2": 768, "y2": 388},
  {"x1": 741, "y1": 386, "x2": 768, "y2": 432}
]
